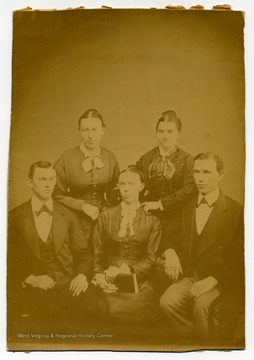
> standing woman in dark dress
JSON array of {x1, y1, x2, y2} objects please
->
[
  {"x1": 53, "y1": 109, "x2": 120, "y2": 245},
  {"x1": 137, "y1": 110, "x2": 196, "y2": 289}
]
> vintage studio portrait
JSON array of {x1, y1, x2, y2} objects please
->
[{"x1": 7, "y1": 8, "x2": 245, "y2": 351}]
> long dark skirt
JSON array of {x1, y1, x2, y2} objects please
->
[{"x1": 98, "y1": 281, "x2": 158, "y2": 324}]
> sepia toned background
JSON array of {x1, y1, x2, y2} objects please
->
[{"x1": 9, "y1": 9, "x2": 245, "y2": 209}]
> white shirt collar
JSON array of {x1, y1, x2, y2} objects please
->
[
  {"x1": 80, "y1": 143, "x2": 101, "y2": 158},
  {"x1": 197, "y1": 188, "x2": 220, "y2": 207},
  {"x1": 121, "y1": 201, "x2": 141, "y2": 213},
  {"x1": 31, "y1": 197, "x2": 53, "y2": 212},
  {"x1": 159, "y1": 145, "x2": 177, "y2": 158}
]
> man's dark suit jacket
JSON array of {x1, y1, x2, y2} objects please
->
[
  {"x1": 164, "y1": 191, "x2": 244, "y2": 295},
  {"x1": 8, "y1": 200, "x2": 93, "y2": 292}
]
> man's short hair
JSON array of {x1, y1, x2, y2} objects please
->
[
  {"x1": 28, "y1": 161, "x2": 52, "y2": 179},
  {"x1": 194, "y1": 152, "x2": 224, "y2": 173}
]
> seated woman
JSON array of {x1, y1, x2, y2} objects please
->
[{"x1": 92, "y1": 166, "x2": 162, "y2": 323}]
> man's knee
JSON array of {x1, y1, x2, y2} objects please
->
[
  {"x1": 159, "y1": 285, "x2": 179, "y2": 314},
  {"x1": 193, "y1": 296, "x2": 210, "y2": 318}
]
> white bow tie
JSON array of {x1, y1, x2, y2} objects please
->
[
  {"x1": 80, "y1": 144, "x2": 104, "y2": 173},
  {"x1": 82, "y1": 156, "x2": 104, "y2": 173}
]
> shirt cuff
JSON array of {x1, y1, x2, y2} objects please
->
[{"x1": 158, "y1": 200, "x2": 164, "y2": 211}]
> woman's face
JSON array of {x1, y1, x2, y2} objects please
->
[
  {"x1": 79, "y1": 117, "x2": 105, "y2": 150},
  {"x1": 118, "y1": 172, "x2": 144, "y2": 204},
  {"x1": 156, "y1": 121, "x2": 181, "y2": 151}
]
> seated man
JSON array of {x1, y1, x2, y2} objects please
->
[
  {"x1": 8, "y1": 161, "x2": 101, "y2": 325},
  {"x1": 159, "y1": 152, "x2": 244, "y2": 343}
]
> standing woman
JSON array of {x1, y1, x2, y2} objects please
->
[
  {"x1": 53, "y1": 109, "x2": 120, "y2": 244},
  {"x1": 137, "y1": 110, "x2": 196, "y2": 287}
]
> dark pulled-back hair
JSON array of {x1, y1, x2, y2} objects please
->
[
  {"x1": 194, "y1": 152, "x2": 224, "y2": 173},
  {"x1": 119, "y1": 165, "x2": 145, "y2": 183},
  {"x1": 28, "y1": 161, "x2": 52, "y2": 179},
  {"x1": 156, "y1": 110, "x2": 182, "y2": 132},
  {"x1": 78, "y1": 109, "x2": 105, "y2": 129}
]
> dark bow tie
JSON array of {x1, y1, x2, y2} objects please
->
[
  {"x1": 197, "y1": 197, "x2": 211, "y2": 207},
  {"x1": 35, "y1": 204, "x2": 53, "y2": 217}
]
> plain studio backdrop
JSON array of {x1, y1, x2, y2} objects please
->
[{"x1": 9, "y1": 9, "x2": 245, "y2": 209}]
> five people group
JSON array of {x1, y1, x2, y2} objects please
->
[{"x1": 8, "y1": 109, "x2": 244, "y2": 344}]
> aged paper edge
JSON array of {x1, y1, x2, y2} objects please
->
[
  {"x1": 7, "y1": 3, "x2": 245, "y2": 353},
  {"x1": 7, "y1": 342, "x2": 245, "y2": 352},
  {"x1": 17, "y1": 4, "x2": 237, "y2": 12}
]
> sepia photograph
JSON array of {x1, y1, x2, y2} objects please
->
[{"x1": 6, "y1": 4, "x2": 246, "y2": 352}]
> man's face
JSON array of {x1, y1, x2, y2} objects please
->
[
  {"x1": 156, "y1": 121, "x2": 180, "y2": 151},
  {"x1": 193, "y1": 158, "x2": 223, "y2": 195},
  {"x1": 79, "y1": 117, "x2": 105, "y2": 150},
  {"x1": 27, "y1": 167, "x2": 56, "y2": 201},
  {"x1": 118, "y1": 172, "x2": 144, "y2": 204}
]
